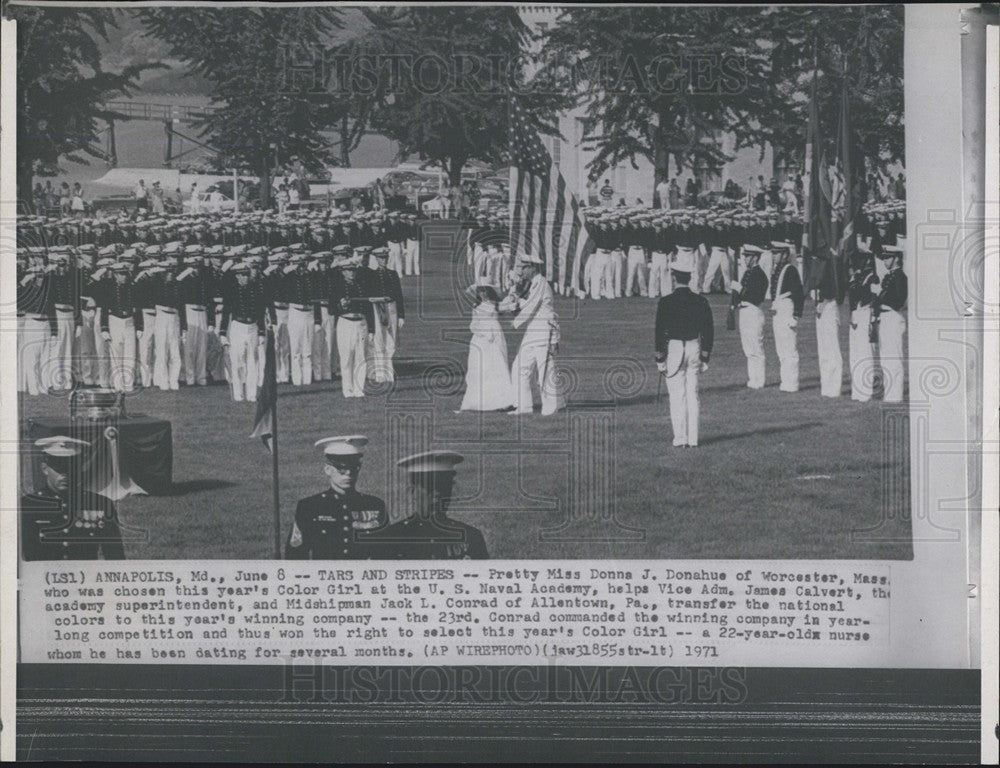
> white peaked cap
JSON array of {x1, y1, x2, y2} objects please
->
[{"x1": 315, "y1": 435, "x2": 369, "y2": 457}]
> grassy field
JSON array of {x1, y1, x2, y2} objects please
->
[{"x1": 20, "y1": 236, "x2": 912, "y2": 560}]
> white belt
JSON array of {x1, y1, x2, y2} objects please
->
[
  {"x1": 55, "y1": 305, "x2": 74, "y2": 313},
  {"x1": 289, "y1": 304, "x2": 312, "y2": 312},
  {"x1": 155, "y1": 305, "x2": 178, "y2": 314}
]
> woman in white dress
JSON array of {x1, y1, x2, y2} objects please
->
[{"x1": 459, "y1": 283, "x2": 514, "y2": 411}]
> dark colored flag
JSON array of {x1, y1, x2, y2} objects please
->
[{"x1": 250, "y1": 328, "x2": 277, "y2": 452}]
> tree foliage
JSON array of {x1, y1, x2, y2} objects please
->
[
  {"x1": 139, "y1": 6, "x2": 344, "y2": 206},
  {"x1": 536, "y1": 5, "x2": 904, "y2": 187},
  {"x1": 349, "y1": 7, "x2": 560, "y2": 185},
  {"x1": 8, "y1": 6, "x2": 154, "y2": 210}
]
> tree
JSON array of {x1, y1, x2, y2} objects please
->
[
  {"x1": 348, "y1": 7, "x2": 560, "y2": 186},
  {"x1": 536, "y1": 6, "x2": 777, "y2": 195},
  {"x1": 537, "y1": 6, "x2": 904, "y2": 195},
  {"x1": 761, "y1": 6, "x2": 904, "y2": 178},
  {"x1": 140, "y1": 7, "x2": 344, "y2": 207},
  {"x1": 8, "y1": 6, "x2": 153, "y2": 212}
]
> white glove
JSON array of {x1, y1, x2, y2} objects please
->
[
  {"x1": 314, "y1": 323, "x2": 322, "y2": 331},
  {"x1": 869, "y1": 283, "x2": 880, "y2": 295},
  {"x1": 367, "y1": 333, "x2": 374, "y2": 343},
  {"x1": 730, "y1": 280, "x2": 742, "y2": 292},
  {"x1": 136, "y1": 330, "x2": 143, "y2": 340},
  {"x1": 656, "y1": 361, "x2": 667, "y2": 373},
  {"x1": 100, "y1": 330, "x2": 111, "y2": 342},
  {"x1": 397, "y1": 318, "x2": 405, "y2": 329},
  {"x1": 700, "y1": 362, "x2": 709, "y2": 373},
  {"x1": 220, "y1": 335, "x2": 229, "y2": 346},
  {"x1": 789, "y1": 318, "x2": 798, "y2": 328},
  {"x1": 75, "y1": 326, "x2": 83, "y2": 338}
]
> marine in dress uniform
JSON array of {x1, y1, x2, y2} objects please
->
[
  {"x1": 847, "y1": 246, "x2": 879, "y2": 402},
  {"x1": 329, "y1": 255, "x2": 374, "y2": 398},
  {"x1": 768, "y1": 241, "x2": 804, "y2": 393},
  {"x1": 874, "y1": 244, "x2": 907, "y2": 403},
  {"x1": 220, "y1": 261, "x2": 269, "y2": 402},
  {"x1": 284, "y1": 436, "x2": 388, "y2": 560},
  {"x1": 729, "y1": 244, "x2": 769, "y2": 389},
  {"x1": 100, "y1": 261, "x2": 142, "y2": 392},
  {"x1": 654, "y1": 250, "x2": 714, "y2": 447},
  {"x1": 368, "y1": 247, "x2": 405, "y2": 383},
  {"x1": 359, "y1": 452, "x2": 489, "y2": 560},
  {"x1": 22, "y1": 436, "x2": 125, "y2": 561}
]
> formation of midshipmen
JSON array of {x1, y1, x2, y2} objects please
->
[{"x1": 16, "y1": 222, "x2": 413, "y2": 400}]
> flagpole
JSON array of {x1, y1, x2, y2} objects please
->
[{"x1": 267, "y1": 328, "x2": 281, "y2": 560}]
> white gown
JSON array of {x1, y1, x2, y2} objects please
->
[{"x1": 460, "y1": 303, "x2": 514, "y2": 411}]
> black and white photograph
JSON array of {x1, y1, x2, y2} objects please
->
[
  {"x1": 11, "y1": 3, "x2": 913, "y2": 561},
  {"x1": 1, "y1": 2, "x2": 994, "y2": 763}
]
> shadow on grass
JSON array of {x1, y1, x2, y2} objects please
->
[
  {"x1": 697, "y1": 421, "x2": 825, "y2": 446},
  {"x1": 166, "y1": 479, "x2": 238, "y2": 496}
]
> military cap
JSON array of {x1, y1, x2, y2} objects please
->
[
  {"x1": 98, "y1": 244, "x2": 118, "y2": 257},
  {"x1": 397, "y1": 450, "x2": 464, "y2": 474},
  {"x1": 878, "y1": 244, "x2": 904, "y2": 260},
  {"x1": 315, "y1": 435, "x2": 368, "y2": 462},
  {"x1": 371, "y1": 247, "x2": 390, "y2": 259},
  {"x1": 770, "y1": 241, "x2": 795, "y2": 252},
  {"x1": 145, "y1": 244, "x2": 162, "y2": 256},
  {"x1": 672, "y1": 249, "x2": 696, "y2": 274},
  {"x1": 35, "y1": 435, "x2": 89, "y2": 472},
  {"x1": 332, "y1": 244, "x2": 352, "y2": 256}
]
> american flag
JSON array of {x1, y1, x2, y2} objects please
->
[{"x1": 508, "y1": 98, "x2": 593, "y2": 294}]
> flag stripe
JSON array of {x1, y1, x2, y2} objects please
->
[{"x1": 509, "y1": 97, "x2": 593, "y2": 293}]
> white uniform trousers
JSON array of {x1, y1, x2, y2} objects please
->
[
  {"x1": 138, "y1": 308, "x2": 157, "y2": 387},
  {"x1": 312, "y1": 307, "x2": 334, "y2": 381},
  {"x1": 78, "y1": 308, "x2": 99, "y2": 385},
  {"x1": 19, "y1": 315, "x2": 52, "y2": 395},
  {"x1": 227, "y1": 320, "x2": 259, "y2": 401},
  {"x1": 183, "y1": 306, "x2": 209, "y2": 386},
  {"x1": 664, "y1": 338, "x2": 702, "y2": 446},
  {"x1": 153, "y1": 306, "x2": 182, "y2": 390},
  {"x1": 770, "y1": 297, "x2": 799, "y2": 392},
  {"x1": 815, "y1": 300, "x2": 843, "y2": 398},
  {"x1": 273, "y1": 306, "x2": 291, "y2": 383},
  {"x1": 511, "y1": 323, "x2": 563, "y2": 416},
  {"x1": 625, "y1": 246, "x2": 648, "y2": 297},
  {"x1": 93, "y1": 308, "x2": 112, "y2": 388},
  {"x1": 702, "y1": 246, "x2": 733, "y2": 294},
  {"x1": 287, "y1": 305, "x2": 314, "y2": 386},
  {"x1": 585, "y1": 250, "x2": 607, "y2": 299},
  {"x1": 404, "y1": 237, "x2": 420, "y2": 275},
  {"x1": 609, "y1": 249, "x2": 625, "y2": 297},
  {"x1": 387, "y1": 241, "x2": 404, "y2": 278},
  {"x1": 51, "y1": 308, "x2": 76, "y2": 390},
  {"x1": 473, "y1": 244, "x2": 489, "y2": 280},
  {"x1": 738, "y1": 303, "x2": 766, "y2": 389},
  {"x1": 878, "y1": 309, "x2": 906, "y2": 403},
  {"x1": 337, "y1": 317, "x2": 368, "y2": 397},
  {"x1": 107, "y1": 314, "x2": 137, "y2": 392},
  {"x1": 369, "y1": 303, "x2": 399, "y2": 383},
  {"x1": 848, "y1": 306, "x2": 876, "y2": 402},
  {"x1": 648, "y1": 251, "x2": 670, "y2": 297}
]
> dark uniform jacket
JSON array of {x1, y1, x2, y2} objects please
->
[
  {"x1": 356, "y1": 514, "x2": 490, "y2": 560},
  {"x1": 285, "y1": 488, "x2": 388, "y2": 560},
  {"x1": 770, "y1": 263, "x2": 805, "y2": 318},
  {"x1": 100, "y1": 279, "x2": 144, "y2": 333},
  {"x1": 735, "y1": 265, "x2": 769, "y2": 307},
  {"x1": 154, "y1": 272, "x2": 188, "y2": 332},
  {"x1": 220, "y1": 278, "x2": 269, "y2": 336},
  {"x1": 18, "y1": 272, "x2": 57, "y2": 334},
  {"x1": 654, "y1": 286, "x2": 714, "y2": 363},
  {"x1": 177, "y1": 265, "x2": 217, "y2": 326},
  {"x1": 21, "y1": 489, "x2": 125, "y2": 561},
  {"x1": 328, "y1": 269, "x2": 375, "y2": 334},
  {"x1": 876, "y1": 268, "x2": 907, "y2": 312},
  {"x1": 848, "y1": 267, "x2": 879, "y2": 311},
  {"x1": 368, "y1": 266, "x2": 405, "y2": 320}
]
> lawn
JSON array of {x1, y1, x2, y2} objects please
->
[{"x1": 19, "y1": 230, "x2": 912, "y2": 560}]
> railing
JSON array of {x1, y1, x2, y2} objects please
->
[{"x1": 102, "y1": 101, "x2": 218, "y2": 122}]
